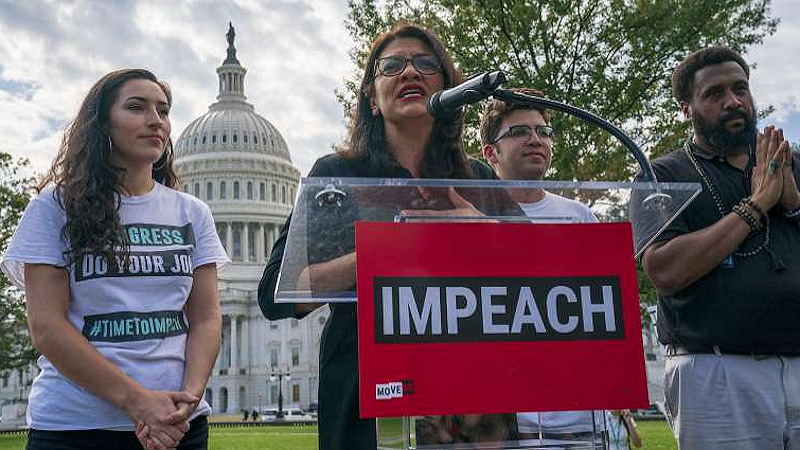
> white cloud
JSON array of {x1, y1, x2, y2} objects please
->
[
  {"x1": 0, "y1": 0, "x2": 355, "y2": 177},
  {"x1": 748, "y1": 0, "x2": 800, "y2": 130},
  {"x1": 1, "y1": 0, "x2": 798, "y2": 176}
]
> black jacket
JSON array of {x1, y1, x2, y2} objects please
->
[{"x1": 258, "y1": 153, "x2": 512, "y2": 449}]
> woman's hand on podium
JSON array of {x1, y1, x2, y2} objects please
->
[{"x1": 401, "y1": 188, "x2": 493, "y2": 222}]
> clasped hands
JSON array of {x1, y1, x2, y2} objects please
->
[
  {"x1": 128, "y1": 389, "x2": 199, "y2": 450},
  {"x1": 751, "y1": 126, "x2": 799, "y2": 215}
]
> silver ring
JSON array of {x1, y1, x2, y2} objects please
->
[{"x1": 768, "y1": 159, "x2": 777, "y2": 172}]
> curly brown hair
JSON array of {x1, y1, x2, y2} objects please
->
[
  {"x1": 38, "y1": 69, "x2": 178, "y2": 265},
  {"x1": 342, "y1": 23, "x2": 472, "y2": 178}
]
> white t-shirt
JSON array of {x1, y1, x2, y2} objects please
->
[
  {"x1": 0, "y1": 182, "x2": 229, "y2": 430},
  {"x1": 517, "y1": 191, "x2": 600, "y2": 435},
  {"x1": 517, "y1": 410, "x2": 605, "y2": 434},
  {"x1": 518, "y1": 191, "x2": 597, "y2": 224}
]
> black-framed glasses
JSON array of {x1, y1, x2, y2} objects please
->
[
  {"x1": 491, "y1": 124, "x2": 554, "y2": 144},
  {"x1": 375, "y1": 55, "x2": 442, "y2": 77}
]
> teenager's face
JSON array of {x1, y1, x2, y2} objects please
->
[
  {"x1": 107, "y1": 78, "x2": 171, "y2": 169},
  {"x1": 483, "y1": 109, "x2": 553, "y2": 181}
]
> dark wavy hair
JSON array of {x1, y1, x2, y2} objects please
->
[
  {"x1": 672, "y1": 46, "x2": 749, "y2": 104},
  {"x1": 38, "y1": 68, "x2": 178, "y2": 264},
  {"x1": 342, "y1": 23, "x2": 472, "y2": 178}
]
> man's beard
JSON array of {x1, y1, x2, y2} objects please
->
[{"x1": 693, "y1": 107, "x2": 757, "y2": 156}]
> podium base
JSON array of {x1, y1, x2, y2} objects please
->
[{"x1": 377, "y1": 414, "x2": 611, "y2": 450}]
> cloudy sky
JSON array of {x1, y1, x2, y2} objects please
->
[{"x1": 0, "y1": 0, "x2": 798, "y2": 178}]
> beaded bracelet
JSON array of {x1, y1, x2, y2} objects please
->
[
  {"x1": 733, "y1": 203, "x2": 762, "y2": 231},
  {"x1": 741, "y1": 203, "x2": 763, "y2": 230},
  {"x1": 734, "y1": 205, "x2": 761, "y2": 231},
  {"x1": 784, "y1": 205, "x2": 800, "y2": 220},
  {"x1": 742, "y1": 197, "x2": 766, "y2": 221}
]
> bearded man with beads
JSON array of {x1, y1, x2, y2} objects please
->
[{"x1": 633, "y1": 46, "x2": 800, "y2": 449}]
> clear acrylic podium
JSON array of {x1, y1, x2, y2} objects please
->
[{"x1": 274, "y1": 177, "x2": 700, "y2": 449}]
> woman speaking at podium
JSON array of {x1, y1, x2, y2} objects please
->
[{"x1": 259, "y1": 23, "x2": 505, "y2": 450}]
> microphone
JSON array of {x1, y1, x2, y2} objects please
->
[{"x1": 427, "y1": 70, "x2": 507, "y2": 117}]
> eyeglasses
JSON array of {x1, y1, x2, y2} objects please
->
[
  {"x1": 375, "y1": 55, "x2": 442, "y2": 77},
  {"x1": 491, "y1": 124, "x2": 554, "y2": 144}
]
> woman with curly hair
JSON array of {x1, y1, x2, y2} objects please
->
[
  {"x1": 1, "y1": 69, "x2": 228, "y2": 450},
  {"x1": 258, "y1": 23, "x2": 513, "y2": 450}
]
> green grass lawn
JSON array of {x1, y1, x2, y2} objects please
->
[
  {"x1": 0, "y1": 420, "x2": 676, "y2": 449},
  {"x1": 208, "y1": 425, "x2": 319, "y2": 450},
  {"x1": 637, "y1": 420, "x2": 678, "y2": 450}
]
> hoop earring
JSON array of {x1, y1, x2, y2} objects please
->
[{"x1": 107, "y1": 135, "x2": 114, "y2": 158}]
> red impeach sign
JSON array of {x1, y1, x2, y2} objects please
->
[{"x1": 356, "y1": 221, "x2": 648, "y2": 418}]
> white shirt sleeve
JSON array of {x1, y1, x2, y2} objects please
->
[
  {"x1": 191, "y1": 201, "x2": 230, "y2": 270},
  {"x1": 583, "y1": 204, "x2": 599, "y2": 223},
  {"x1": 0, "y1": 190, "x2": 69, "y2": 289}
]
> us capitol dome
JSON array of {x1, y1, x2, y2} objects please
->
[{"x1": 173, "y1": 23, "x2": 326, "y2": 416}]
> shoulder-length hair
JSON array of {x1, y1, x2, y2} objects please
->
[
  {"x1": 39, "y1": 68, "x2": 178, "y2": 264},
  {"x1": 342, "y1": 23, "x2": 472, "y2": 179}
]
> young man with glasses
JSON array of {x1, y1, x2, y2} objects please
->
[
  {"x1": 479, "y1": 89, "x2": 601, "y2": 441},
  {"x1": 480, "y1": 88, "x2": 596, "y2": 222}
]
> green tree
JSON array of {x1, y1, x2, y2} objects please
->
[
  {"x1": 0, "y1": 151, "x2": 37, "y2": 372},
  {"x1": 342, "y1": 0, "x2": 778, "y2": 181}
]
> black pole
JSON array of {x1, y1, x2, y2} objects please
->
[
  {"x1": 277, "y1": 373, "x2": 285, "y2": 419},
  {"x1": 489, "y1": 88, "x2": 658, "y2": 182}
]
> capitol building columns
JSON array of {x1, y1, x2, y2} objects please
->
[
  {"x1": 214, "y1": 220, "x2": 281, "y2": 264},
  {"x1": 242, "y1": 222, "x2": 250, "y2": 262},
  {"x1": 229, "y1": 315, "x2": 238, "y2": 374},
  {"x1": 256, "y1": 223, "x2": 265, "y2": 263},
  {"x1": 225, "y1": 222, "x2": 233, "y2": 257},
  {"x1": 219, "y1": 313, "x2": 250, "y2": 375},
  {"x1": 241, "y1": 315, "x2": 249, "y2": 371}
]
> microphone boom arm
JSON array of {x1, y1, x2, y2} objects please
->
[{"x1": 489, "y1": 88, "x2": 658, "y2": 182}]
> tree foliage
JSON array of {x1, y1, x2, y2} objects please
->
[
  {"x1": 343, "y1": 0, "x2": 778, "y2": 310},
  {"x1": 342, "y1": 0, "x2": 778, "y2": 182},
  {"x1": 0, "y1": 151, "x2": 37, "y2": 372}
]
